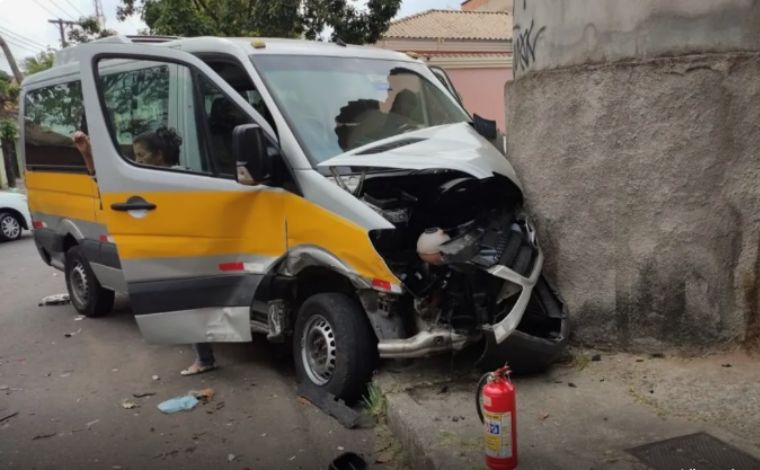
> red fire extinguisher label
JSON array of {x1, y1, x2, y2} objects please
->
[{"x1": 484, "y1": 411, "x2": 513, "y2": 458}]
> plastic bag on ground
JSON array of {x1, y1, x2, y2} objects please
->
[{"x1": 157, "y1": 395, "x2": 199, "y2": 414}]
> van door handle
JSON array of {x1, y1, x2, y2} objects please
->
[{"x1": 111, "y1": 196, "x2": 157, "y2": 212}]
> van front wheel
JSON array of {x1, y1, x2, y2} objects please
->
[
  {"x1": 64, "y1": 246, "x2": 114, "y2": 317},
  {"x1": 293, "y1": 293, "x2": 376, "y2": 404}
]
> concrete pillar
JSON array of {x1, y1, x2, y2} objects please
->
[{"x1": 507, "y1": 0, "x2": 760, "y2": 351}]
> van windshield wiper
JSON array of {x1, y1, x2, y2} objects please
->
[{"x1": 354, "y1": 137, "x2": 427, "y2": 155}]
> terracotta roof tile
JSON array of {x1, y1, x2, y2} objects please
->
[{"x1": 384, "y1": 9, "x2": 511, "y2": 41}]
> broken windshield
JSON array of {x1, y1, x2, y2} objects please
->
[{"x1": 251, "y1": 54, "x2": 470, "y2": 165}]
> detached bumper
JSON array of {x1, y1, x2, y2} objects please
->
[{"x1": 485, "y1": 247, "x2": 544, "y2": 344}]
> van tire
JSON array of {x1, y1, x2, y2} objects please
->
[
  {"x1": 293, "y1": 293, "x2": 376, "y2": 404},
  {"x1": 64, "y1": 246, "x2": 114, "y2": 317},
  {"x1": 0, "y1": 212, "x2": 22, "y2": 241}
]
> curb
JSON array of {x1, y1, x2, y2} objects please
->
[{"x1": 384, "y1": 392, "x2": 439, "y2": 470}]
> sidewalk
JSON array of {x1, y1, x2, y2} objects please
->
[{"x1": 376, "y1": 348, "x2": 760, "y2": 469}]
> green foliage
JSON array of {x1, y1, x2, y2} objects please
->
[
  {"x1": 67, "y1": 16, "x2": 117, "y2": 44},
  {"x1": 362, "y1": 382, "x2": 386, "y2": 419},
  {"x1": 0, "y1": 119, "x2": 17, "y2": 141},
  {"x1": 117, "y1": 0, "x2": 401, "y2": 44},
  {"x1": 23, "y1": 50, "x2": 55, "y2": 75},
  {"x1": 0, "y1": 71, "x2": 20, "y2": 111}
]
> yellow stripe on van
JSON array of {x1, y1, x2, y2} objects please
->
[
  {"x1": 100, "y1": 190, "x2": 398, "y2": 284},
  {"x1": 25, "y1": 171, "x2": 99, "y2": 223}
]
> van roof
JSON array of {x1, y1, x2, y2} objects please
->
[{"x1": 23, "y1": 35, "x2": 418, "y2": 86}]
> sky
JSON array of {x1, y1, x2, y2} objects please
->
[{"x1": 0, "y1": 0, "x2": 457, "y2": 75}]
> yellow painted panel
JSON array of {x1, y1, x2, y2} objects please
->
[
  {"x1": 285, "y1": 195, "x2": 398, "y2": 283},
  {"x1": 101, "y1": 189, "x2": 398, "y2": 283},
  {"x1": 102, "y1": 190, "x2": 287, "y2": 261},
  {"x1": 25, "y1": 171, "x2": 98, "y2": 222}
]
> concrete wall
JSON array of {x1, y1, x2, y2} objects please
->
[
  {"x1": 512, "y1": 0, "x2": 760, "y2": 77},
  {"x1": 507, "y1": 0, "x2": 760, "y2": 351},
  {"x1": 447, "y1": 67, "x2": 511, "y2": 132}
]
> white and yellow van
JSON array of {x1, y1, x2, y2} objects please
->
[{"x1": 21, "y1": 36, "x2": 567, "y2": 402}]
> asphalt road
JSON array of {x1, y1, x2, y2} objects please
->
[{"x1": 0, "y1": 235, "x2": 402, "y2": 469}]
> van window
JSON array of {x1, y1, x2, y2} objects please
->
[
  {"x1": 199, "y1": 74, "x2": 252, "y2": 177},
  {"x1": 24, "y1": 81, "x2": 88, "y2": 172},
  {"x1": 98, "y1": 59, "x2": 206, "y2": 173}
]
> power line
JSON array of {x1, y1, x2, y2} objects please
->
[
  {"x1": 2, "y1": 36, "x2": 40, "y2": 54},
  {"x1": 43, "y1": 0, "x2": 78, "y2": 21},
  {"x1": 62, "y1": 0, "x2": 87, "y2": 18},
  {"x1": 0, "y1": 25, "x2": 47, "y2": 50},
  {"x1": 31, "y1": 0, "x2": 74, "y2": 21},
  {"x1": 31, "y1": 0, "x2": 63, "y2": 19}
]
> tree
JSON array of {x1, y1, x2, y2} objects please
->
[
  {"x1": 67, "y1": 16, "x2": 117, "y2": 44},
  {"x1": 117, "y1": 0, "x2": 400, "y2": 44},
  {"x1": 0, "y1": 119, "x2": 18, "y2": 187},
  {"x1": 0, "y1": 71, "x2": 19, "y2": 111},
  {"x1": 23, "y1": 50, "x2": 55, "y2": 75}
]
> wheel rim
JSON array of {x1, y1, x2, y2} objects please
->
[
  {"x1": 300, "y1": 314, "x2": 337, "y2": 386},
  {"x1": 69, "y1": 262, "x2": 89, "y2": 307},
  {"x1": 0, "y1": 215, "x2": 20, "y2": 239}
]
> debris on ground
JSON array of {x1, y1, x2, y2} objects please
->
[
  {"x1": 329, "y1": 452, "x2": 367, "y2": 470},
  {"x1": 650, "y1": 353, "x2": 665, "y2": 359},
  {"x1": 227, "y1": 453, "x2": 237, "y2": 462},
  {"x1": 151, "y1": 375, "x2": 160, "y2": 381},
  {"x1": 0, "y1": 411, "x2": 18, "y2": 424},
  {"x1": 722, "y1": 363, "x2": 733, "y2": 368},
  {"x1": 121, "y1": 399, "x2": 138, "y2": 409},
  {"x1": 568, "y1": 382, "x2": 577, "y2": 388},
  {"x1": 32, "y1": 432, "x2": 57, "y2": 440},
  {"x1": 132, "y1": 392, "x2": 156, "y2": 399},
  {"x1": 297, "y1": 384, "x2": 365, "y2": 429},
  {"x1": 591, "y1": 354, "x2": 602, "y2": 362},
  {"x1": 39, "y1": 293, "x2": 70, "y2": 306},
  {"x1": 86, "y1": 419, "x2": 100, "y2": 428},
  {"x1": 189, "y1": 388, "x2": 215, "y2": 403},
  {"x1": 64, "y1": 328, "x2": 82, "y2": 338},
  {"x1": 74, "y1": 315, "x2": 86, "y2": 321},
  {"x1": 157, "y1": 395, "x2": 199, "y2": 414},
  {"x1": 540, "y1": 413, "x2": 551, "y2": 421}
]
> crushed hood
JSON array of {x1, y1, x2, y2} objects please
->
[{"x1": 318, "y1": 122, "x2": 523, "y2": 190}]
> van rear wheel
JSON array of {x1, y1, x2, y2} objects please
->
[
  {"x1": 64, "y1": 246, "x2": 114, "y2": 317},
  {"x1": 293, "y1": 293, "x2": 376, "y2": 404}
]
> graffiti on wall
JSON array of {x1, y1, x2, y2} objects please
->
[{"x1": 512, "y1": 0, "x2": 546, "y2": 73}]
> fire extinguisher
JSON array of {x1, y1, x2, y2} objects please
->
[{"x1": 477, "y1": 365, "x2": 517, "y2": 470}]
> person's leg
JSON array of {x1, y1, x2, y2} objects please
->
[
  {"x1": 194, "y1": 343, "x2": 215, "y2": 367},
  {"x1": 181, "y1": 343, "x2": 216, "y2": 375}
]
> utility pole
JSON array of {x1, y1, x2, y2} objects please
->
[
  {"x1": 93, "y1": 0, "x2": 105, "y2": 28},
  {"x1": 48, "y1": 18, "x2": 78, "y2": 48},
  {"x1": 0, "y1": 34, "x2": 23, "y2": 83}
]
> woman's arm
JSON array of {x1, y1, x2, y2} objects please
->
[{"x1": 72, "y1": 131, "x2": 96, "y2": 176}]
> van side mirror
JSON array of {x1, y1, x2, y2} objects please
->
[
  {"x1": 232, "y1": 124, "x2": 273, "y2": 185},
  {"x1": 472, "y1": 114, "x2": 497, "y2": 140}
]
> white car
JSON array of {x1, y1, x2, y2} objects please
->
[{"x1": 0, "y1": 191, "x2": 32, "y2": 242}]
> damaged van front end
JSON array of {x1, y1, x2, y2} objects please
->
[{"x1": 319, "y1": 122, "x2": 569, "y2": 373}]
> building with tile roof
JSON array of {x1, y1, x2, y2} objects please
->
[{"x1": 375, "y1": 3, "x2": 512, "y2": 132}]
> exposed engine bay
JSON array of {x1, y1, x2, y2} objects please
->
[{"x1": 341, "y1": 168, "x2": 568, "y2": 370}]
